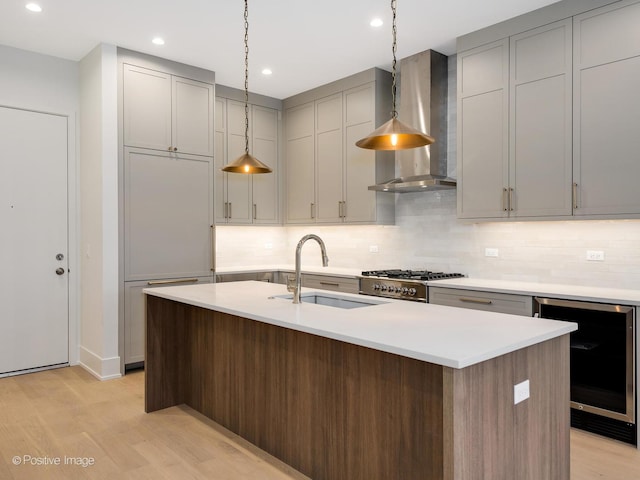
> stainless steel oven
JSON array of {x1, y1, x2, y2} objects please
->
[{"x1": 534, "y1": 297, "x2": 636, "y2": 444}]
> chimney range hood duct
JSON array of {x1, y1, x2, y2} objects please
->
[{"x1": 369, "y1": 50, "x2": 456, "y2": 193}]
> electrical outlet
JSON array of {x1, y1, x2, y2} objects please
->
[
  {"x1": 586, "y1": 250, "x2": 605, "y2": 261},
  {"x1": 485, "y1": 248, "x2": 499, "y2": 258},
  {"x1": 369, "y1": 245, "x2": 379, "y2": 253},
  {"x1": 514, "y1": 380, "x2": 530, "y2": 405}
]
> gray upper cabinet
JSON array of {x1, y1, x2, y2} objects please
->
[
  {"x1": 284, "y1": 68, "x2": 394, "y2": 225},
  {"x1": 316, "y1": 93, "x2": 344, "y2": 223},
  {"x1": 510, "y1": 19, "x2": 573, "y2": 218},
  {"x1": 457, "y1": 0, "x2": 640, "y2": 221},
  {"x1": 457, "y1": 40, "x2": 509, "y2": 219},
  {"x1": 573, "y1": 0, "x2": 640, "y2": 216},
  {"x1": 458, "y1": 20, "x2": 572, "y2": 220},
  {"x1": 123, "y1": 63, "x2": 214, "y2": 157},
  {"x1": 285, "y1": 102, "x2": 316, "y2": 223},
  {"x1": 215, "y1": 95, "x2": 280, "y2": 225}
]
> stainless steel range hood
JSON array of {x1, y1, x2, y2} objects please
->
[{"x1": 369, "y1": 50, "x2": 456, "y2": 193}]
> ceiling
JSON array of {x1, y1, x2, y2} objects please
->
[{"x1": 0, "y1": 0, "x2": 560, "y2": 99}]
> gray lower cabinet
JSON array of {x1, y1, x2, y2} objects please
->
[
  {"x1": 429, "y1": 287, "x2": 533, "y2": 317},
  {"x1": 301, "y1": 274, "x2": 359, "y2": 294},
  {"x1": 124, "y1": 277, "x2": 212, "y2": 366},
  {"x1": 573, "y1": 0, "x2": 640, "y2": 216}
]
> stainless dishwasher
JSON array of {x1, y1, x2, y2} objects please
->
[{"x1": 534, "y1": 297, "x2": 636, "y2": 445}]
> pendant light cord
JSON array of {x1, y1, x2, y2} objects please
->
[
  {"x1": 391, "y1": 0, "x2": 398, "y2": 119},
  {"x1": 244, "y1": 0, "x2": 250, "y2": 154}
]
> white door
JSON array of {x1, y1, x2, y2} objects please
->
[{"x1": 0, "y1": 106, "x2": 69, "y2": 375}]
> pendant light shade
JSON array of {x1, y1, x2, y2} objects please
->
[
  {"x1": 355, "y1": 117, "x2": 434, "y2": 150},
  {"x1": 222, "y1": 152, "x2": 273, "y2": 174},
  {"x1": 356, "y1": 0, "x2": 434, "y2": 151},
  {"x1": 222, "y1": 0, "x2": 272, "y2": 175}
]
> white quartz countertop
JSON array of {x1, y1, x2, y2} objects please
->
[
  {"x1": 144, "y1": 281, "x2": 576, "y2": 369},
  {"x1": 427, "y1": 278, "x2": 640, "y2": 305}
]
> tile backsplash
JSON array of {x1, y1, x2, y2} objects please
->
[{"x1": 215, "y1": 189, "x2": 640, "y2": 290}]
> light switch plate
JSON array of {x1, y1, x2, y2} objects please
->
[{"x1": 514, "y1": 380, "x2": 530, "y2": 405}]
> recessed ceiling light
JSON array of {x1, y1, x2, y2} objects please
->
[
  {"x1": 262, "y1": 68, "x2": 273, "y2": 76},
  {"x1": 370, "y1": 18, "x2": 383, "y2": 28},
  {"x1": 152, "y1": 37, "x2": 165, "y2": 46},
  {"x1": 25, "y1": 3, "x2": 42, "y2": 13}
]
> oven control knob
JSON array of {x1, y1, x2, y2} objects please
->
[
  {"x1": 380, "y1": 285, "x2": 388, "y2": 291},
  {"x1": 408, "y1": 288, "x2": 417, "y2": 296},
  {"x1": 401, "y1": 287, "x2": 409, "y2": 295},
  {"x1": 373, "y1": 284, "x2": 380, "y2": 290}
]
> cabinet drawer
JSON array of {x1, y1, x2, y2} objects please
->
[
  {"x1": 300, "y1": 274, "x2": 359, "y2": 294},
  {"x1": 429, "y1": 287, "x2": 533, "y2": 316}
]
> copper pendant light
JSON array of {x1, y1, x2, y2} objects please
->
[
  {"x1": 356, "y1": 0, "x2": 434, "y2": 151},
  {"x1": 222, "y1": 0, "x2": 272, "y2": 174}
]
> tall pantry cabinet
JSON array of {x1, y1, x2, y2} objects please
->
[{"x1": 118, "y1": 49, "x2": 215, "y2": 368}]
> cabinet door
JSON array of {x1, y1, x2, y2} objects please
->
[
  {"x1": 316, "y1": 94, "x2": 344, "y2": 223},
  {"x1": 286, "y1": 102, "x2": 315, "y2": 223},
  {"x1": 123, "y1": 64, "x2": 172, "y2": 152},
  {"x1": 457, "y1": 40, "x2": 509, "y2": 219},
  {"x1": 225, "y1": 100, "x2": 253, "y2": 224},
  {"x1": 124, "y1": 276, "x2": 211, "y2": 366},
  {"x1": 510, "y1": 20, "x2": 573, "y2": 218},
  {"x1": 344, "y1": 84, "x2": 377, "y2": 223},
  {"x1": 124, "y1": 148, "x2": 214, "y2": 281},
  {"x1": 172, "y1": 76, "x2": 214, "y2": 156},
  {"x1": 574, "y1": 1, "x2": 640, "y2": 216},
  {"x1": 252, "y1": 105, "x2": 279, "y2": 224},
  {"x1": 214, "y1": 97, "x2": 228, "y2": 223}
]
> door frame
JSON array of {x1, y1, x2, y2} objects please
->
[{"x1": 0, "y1": 103, "x2": 79, "y2": 369}]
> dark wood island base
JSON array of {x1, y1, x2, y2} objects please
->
[{"x1": 146, "y1": 295, "x2": 570, "y2": 480}]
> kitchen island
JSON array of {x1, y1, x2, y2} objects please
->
[{"x1": 145, "y1": 281, "x2": 577, "y2": 480}]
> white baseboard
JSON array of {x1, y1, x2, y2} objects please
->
[{"x1": 78, "y1": 346, "x2": 122, "y2": 380}]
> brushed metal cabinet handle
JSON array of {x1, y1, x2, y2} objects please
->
[
  {"x1": 210, "y1": 224, "x2": 216, "y2": 272},
  {"x1": 573, "y1": 182, "x2": 578, "y2": 209},
  {"x1": 311, "y1": 203, "x2": 315, "y2": 219},
  {"x1": 459, "y1": 297, "x2": 493, "y2": 305},
  {"x1": 148, "y1": 278, "x2": 199, "y2": 285},
  {"x1": 503, "y1": 188, "x2": 508, "y2": 212},
  {"x1": 320, "y1": 281, "x2": 340, "y2": 287},
  {"x1": 228, "y1": 202, "x2": 232, "y2": 219},
  {"x1": 253, "y1": 203, "x2": 257, "y2": 220},
  {"x1": 509, "y1": 188, "x2": 514, "y2": 211}
]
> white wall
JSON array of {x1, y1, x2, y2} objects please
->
[
  {"x1": 79, "y1": 44, "x2": 120, "y2": 380},
  {"x1": 0, "y1": 44, "x2": 80, "y2": 365}
]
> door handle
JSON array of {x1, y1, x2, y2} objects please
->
[
  {"x1": 573, "y1": 182, "x2": 578, "y2": 209},
  {"x1": 55, "y1": 267, "x2": 65, "y2": 276},
  {"x1": 502, "y1": 188, "x2": 508, "y2": 212},
  {"x1": 253, "y1": 203, "x2": 257, "y2": 220}
]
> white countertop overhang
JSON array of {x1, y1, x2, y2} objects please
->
[{"x1": 144, "y1": 281, "x2": 576, "y2": 369}]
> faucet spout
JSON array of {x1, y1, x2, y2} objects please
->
[{"x1": 290, "y1": 234, "x2": 329, "y2": 304}]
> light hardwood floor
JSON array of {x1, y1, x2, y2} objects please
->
[{"x1": 0, "y1": 366, "x2": 638, "y2": 479}]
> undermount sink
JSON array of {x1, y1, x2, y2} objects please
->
[{"x1": 273, "y1": 292, "x2": 388, "y2": 309}]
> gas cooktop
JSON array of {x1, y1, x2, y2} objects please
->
[{"x1": 360, "y1": 269, "x2": 465, "y2": 281}]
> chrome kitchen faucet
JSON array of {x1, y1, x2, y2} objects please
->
[{"x1": 288, "y1": 234, "x2": 329, "y2": 304}]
